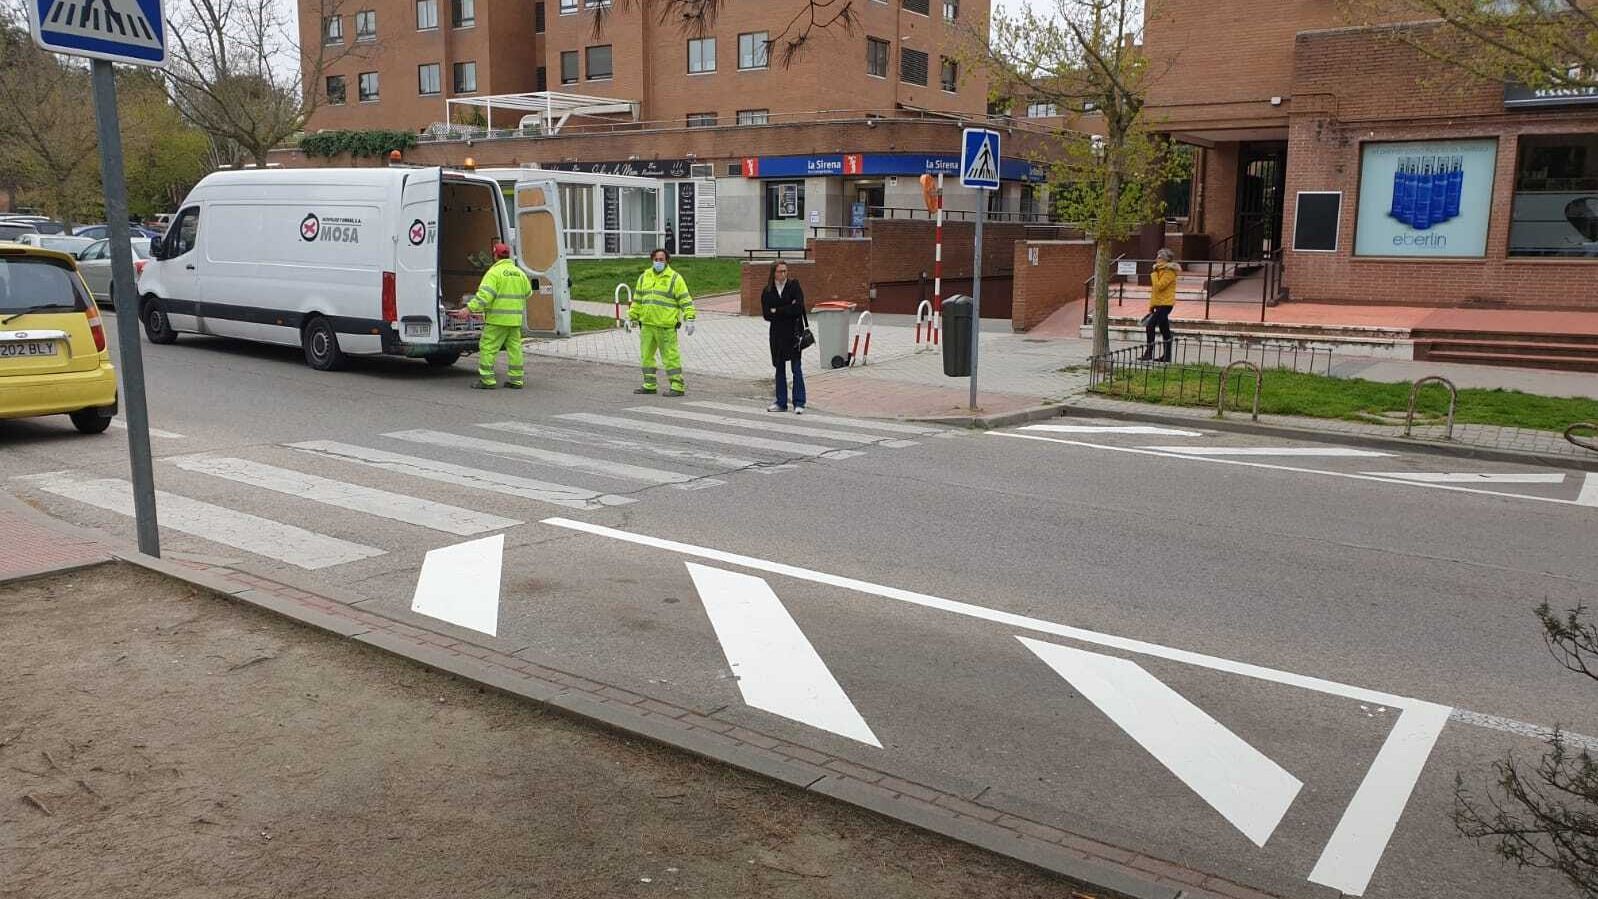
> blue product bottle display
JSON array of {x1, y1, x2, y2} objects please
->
[
  {"x1": 1428, "y1": 155, "x2": 1449, "y2": 226},
  {"x1": 1393, "y1": 157, "x2": 1416, "y2": 227},
  {"x1": 1390, "y1": 158, "x2": 1408, "y2": 219},
  {"x1": 1445, "y1": 155, "x2": 1464, "y2": 220},
  {"x1": 1412, "y1": 157, "x2": 1434, "y2": 230}
]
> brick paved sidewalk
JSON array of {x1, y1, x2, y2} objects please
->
[{"x1": 0, "y1": 498, "x2": 110, "y2": 583}]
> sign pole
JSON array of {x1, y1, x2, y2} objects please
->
[
  {"x1": 90, "y1": 60, "x2": 160, "y2": 557},
  {"x1": 969, "y1": 205, "x2": 982, "y2": 411}
]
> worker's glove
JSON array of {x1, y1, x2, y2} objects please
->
[
  {"x1": 622, "y1": 319, "x2": 633, "y2": 333},
  {"x1": 684, "y1": 321, "x2": 695, "y2": 336}
]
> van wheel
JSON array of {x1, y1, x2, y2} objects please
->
[
  {"x1": 302, "y1": 317, "x2": 347, "y2": 371},
  {"x1": 69, "y1": 409, "x2": 113, "y2": 434},
  {"x1": 142, "y1": 298, "x2": 177, "y2": 344},
  {"x1": 424, "y1": 353, "x2": 460, "y2": 368}
]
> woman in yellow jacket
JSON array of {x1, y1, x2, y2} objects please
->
[{"x1": 1142, "y1": 248, "x2": 1179, "y2": 362}]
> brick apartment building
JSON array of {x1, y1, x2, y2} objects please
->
[
  {"x1": 1144, "y1": 1, "x2": 1598, "y2": 310},
  {"x1": 291, "y1": 0, "x2": 1073, "y2": 256}
]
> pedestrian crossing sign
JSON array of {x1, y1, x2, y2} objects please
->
[
  {"x1": 960, "y1": 128, "x2": 1001, "y2": 190},
  {"x1": 29, "y1": 0, "x2": 166, "y2": 67}
]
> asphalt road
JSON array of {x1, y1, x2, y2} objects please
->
[{"x1": 5, "y1": 319, "x2": 1595, "y2": 899}]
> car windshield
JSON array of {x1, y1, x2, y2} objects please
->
[
  {"x1": 0, "y1": 255, "x2": 88, "y2": 314},
  {"x1": 38, "y1": 237, "x2": 93, "y2": 254}
]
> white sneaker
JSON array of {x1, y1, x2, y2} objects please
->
[
  {"x1": 767, "y1": 403, "x2": 785, "y2": 412},
  {"x1": 794, "y1": 406, "x2": 805, "y2": 415}
]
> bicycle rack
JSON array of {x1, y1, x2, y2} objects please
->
[
  {"x1": 613, "y1": 283, "x2": 632, "y2": 328},
  {"x1": 1216, "y1": 360, "x2": 1262, "y2": 422},
  {"x1": 1566, "y1": 422, "x2": 1598, "y2": 453},
  {"x1": 1404, "y1": 376, "x2": 1457, "y2": 440}
]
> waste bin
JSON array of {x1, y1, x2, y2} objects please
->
[
  {"x1": 941, "y1": 295, "x2": 972, "y2": 377},
  {"x1": 811, "y1": 301, "x2": 856, "y2": 369}
]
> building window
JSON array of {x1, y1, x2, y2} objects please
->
[
  {"x1": 1354, "y1": 138, "x2": 1498, "y2": 258},
  {"x1": 536, "y1": 66, "x2": 547, "y2": 91},
  {"x1": 586, "y1": 44, "x2": 612, "y2": 79},
  {"x1": 686, "y1": 112, "x2": 717, "y2": 128},
  {"x1": 453, "y1": 61, "x2": 477, "y2": 93},
  {"x1": 738, "y1": 31, "x2": 768, "y2": 70},
  {"x1": 903, "y1": 0, "x2": 929, "y2": 14},
  {"x1": 535, "y1": 1, "x2": 545, "y2": 32},
  {"x1": 765, "y1": 181, "x2": 805, "y2": 250},
  {"x1": 415, "y1": 0, "x2": 436, "y2": 29},
  {"x1": 736, "y1": 109, "x2": 768, "y2": 125},
  {"x1": 354, "y1": 9, "x2": 375, "y2": 40},
  {"x1": 943, "y1": 0, "x2": 957, "y2": 21},
  {"x1": 940, "y1": 57, "x2": 957, "y2": 92},
  {"x1": 900, "y1": 47, "x2": 927, "y2": 85},
  {"x1": 1510, "y1": 133, "x2": 1598, "y2": 258},
  {"x1": 322, "y1": 15, "x2": 343, "y2": 43},
  {"x1": 688, "y1": 37, "x2": 715, "y2": 73},
  {"x1": 560, "y1": 0, "x2": 576, "y2": 12},
  {"x1": 451, "y1": 0, "x2": 473, "y2": 26},
  {"x1": 418, "y1": 63, "x2": 440, "y2": 95},
  {"x1": 1026, "y1": 101, "x2": 1058, "y2": 118},
  {"x1": 325, "y1": 74, "x2": 346, "y2": 105},
  {"x1": 866, "y1": 37, "x2": 889, "y2": 77},
  {"x1": 560, "y1": 50, "x2": 578, "y2": 84},
  {"x1": 358, "y1": 71, "x2": 379, "y2": 102}
]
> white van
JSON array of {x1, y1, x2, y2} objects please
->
[{"x1": 137, "y1": 166, "x2": 559, "y2": 370}]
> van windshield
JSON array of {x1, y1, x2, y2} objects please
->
[{"x1": 0, "y1": 255, "x2": 89, "y2": 315}]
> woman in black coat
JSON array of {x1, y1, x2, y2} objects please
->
[{"x1": 760, "y1": 260, "x2": 806, "y2": 413}]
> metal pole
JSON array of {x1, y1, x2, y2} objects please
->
[
  {"x1": 91, "y1": 60, "x2": 160, "y2": 557},
  {"x1": 969, "y1": 198, "x2": 984, "y2": 411},
  {"x1": 933, "y1": 173, "x2": 943, "y2": 345}
]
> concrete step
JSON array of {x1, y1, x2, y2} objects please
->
[
  {"x1": 1416, "y1": 339, "x2": 1598, "y2": 359},
  {"x1": 1420, "y1": 350, "x2": 1598, "y2": 373}
]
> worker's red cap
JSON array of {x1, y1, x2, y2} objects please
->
[{"x1": 492, "y1": 242, "x2": 512, "y2": 259}]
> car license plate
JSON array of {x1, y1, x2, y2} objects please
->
[
  {"x1": 405, "y1": 323, "x2": 430, "y2": 338},
  {"x1": 0, "y1": 341, "x2": 57, "y2": 358}
]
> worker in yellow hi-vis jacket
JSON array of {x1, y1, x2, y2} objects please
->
[
  {"x1": 465, "y1": 243, "x2": 532, "y2": 389},
  {"x1": 628, "y1": 248, "x2": 695, "y2": 396}
]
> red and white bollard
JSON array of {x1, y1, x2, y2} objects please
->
[
  {"x1": 915, "y1": 300, "x2": 935, "y2": 351},
  {"x1": 849, "y1": 311, "x2": 873, "y2": 366},
  {"x1": 613, "y1": 283, "x2": 632, "y2": 329}
]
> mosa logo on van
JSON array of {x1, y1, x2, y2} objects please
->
[{"x1": 299, "y1": 212, "x2": 363, "y2": 244}]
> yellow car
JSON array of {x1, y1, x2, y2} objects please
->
[{"x1": 0, "y1": 244, "x2": 118, "y2": 434}]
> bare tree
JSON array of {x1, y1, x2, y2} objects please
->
[
  {"x1": 163, "y1": 0, "x2": 372, "y2": 167},
  {"x1": 1342, "y1": 0, "x2": 1598, "y2": 91},
  {"x1": 596, "y1": 0, "x2": 858, "y2": 67},
  {"x1": 0, "y1": 17, "x2": 99, "y2": 227}
]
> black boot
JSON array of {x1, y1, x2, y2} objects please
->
[
  {"x1": 1138, "y1": 346, "x2": 1154, "y2": 361},
  {"x1": 1156, "y1": 340, "x2": 1173, "y2": 363}
]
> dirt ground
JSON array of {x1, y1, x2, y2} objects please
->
[{"x1": 1, "y1": 565, "x2": 1080, "y2": 899}]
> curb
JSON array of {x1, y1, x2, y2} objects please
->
[
  {"x1": 1065, "y1": 403, "x2": 1598, "y2": 472},
  {"x1": 911, "y1": 403, "x2": 1070, "y2": 430}
]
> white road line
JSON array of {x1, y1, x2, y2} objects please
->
[
  {"x1": 19, "y1": 471, "x2": 383, "y2": 569},
  {"x1": 556, "y1": 412, "x2": 863, "y2": 460},
  {"x1": 1580, "y1": 473, "x2": 1598, "y2": 507},
  {"x1": 384, "y1": 429, "x2": 721, "y2": 490},
  {"x1": 287, "y1": 441, "x2": 634, "y2": 511},
  {"x1": 686, "y1": 401, "x2": 945, "y2": 436},
  {"x1": 477, "y1": 421, "x2": 789, "y2": 472},
  {"x1": 109, "y1": 420, "x2": 184, "y2": 439},
  {"x1": 543, "y1": 517, "x2": 1463, "y2": 896},
  {"x1": 167, "y1": 455, "x2": 519, "y2": 536},
  {"x1": 687, "y1": 562, "x2": 881, "y2": 747},
  {"x1": 1021, "y1": 637, "x2": 1302, "y2": 848},
  {"x1": 630, "y1": 407, "x2": 918, "y2": 448},
  {"x1": 1022, "y1": 424, "x2": 1205, "y2": 437},
  {"x1": 1309, "y1": 702, "x2": 1451, "y2": 896},
  {"x1": 1142, "y1": 445, "x2": 1391, "y2": 458},
  {"x1": 412, "y1": 535, "x2": 502, "y2": 636},
  {"x1": 1361, "y1": 471, "x2": 1566, "y2": 485},
  {"x1": 996, "y1": 432, "x2": 1596, "y2": 509},
  {"x1": 1449, "y1": 708, "x2": 1598, "y2": 752}
]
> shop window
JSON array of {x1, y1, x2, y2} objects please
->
[
  {"x1": 453, "y1": 61, "x2": 477, "y2": 93},
  {"x1": 560, "y1": 50, "x2": 578, "y2": 84},
  {"x1": 867, "y1": 37, "x2": 889, "y2": 78},
  {"x1": 418, "y1": 63, "x2": 440, "y2": 95},
  {"x1": 1510, "y1": 133, "x2": 1598, "y2": 257},
  {"x1": 586, "y1": 44, "x2": 613, "y2": 80},
  {"x1": 325, "y1": 75, "x2": 346, "y2": 105},
  {"x1": 416, "y1": 0, "x2": 436, "y2": 29},
  {"x1": 739, "y1": 31, "x2": 769, "y2": 70},
  {"x1": 1354, "y1": 138, "x2": 1497, "y2": 258},
  {"x1": 765, "y1": 181, "x2": 806, "y2": 250},
  {"x1": 688, "y1": 37, "x2": 715, "y2": 73},
  {"x1": 900, "y1": 48, "x2": 927, "y2": 86}
]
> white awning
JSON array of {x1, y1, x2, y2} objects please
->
[{"x1": 445, "y1": 91, "x2": 639, "y2": 135}]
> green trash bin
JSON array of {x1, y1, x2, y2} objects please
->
[
  {"x1": 941, "y1": 295, "x2": 972, "y2": 377},
  {"x1": 811, "y1": 301, "x2": 856, "y2": 369}
]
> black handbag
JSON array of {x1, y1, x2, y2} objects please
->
[{"x1": 797, "y1": 301, "x2": 815, "y2": 352}]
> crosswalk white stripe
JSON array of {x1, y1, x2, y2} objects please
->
[
  {"x1": 385, "y1": 429, "x2": 721, "y2": 490},
  {"x1": 1141, "y1": 446, "x2": 1390, "y2": 458},
  {"x1": 477, "y1": 421, "x2": 790, "y2": 473},
  {"x1": 1579, "y1": 473, "x2": 1598, "y2": 508},
  {"x1": 556, "y1": 412, "x2": 863, "y2": 460},
  {"x1": 685, "y1": 401, "x2": 944, "y2": 436},
  {"x1": 286, "y1": 441, "x2": 635, "y2": 511},
  {"x1": 630, "y1": 407, "x2": 917, "y2": 447},
  {"x1": 1023, "y1": 424, "x2": 1205, "y2": 437},
  {"x1": 109, "y1": 419, "x2": 185, "y2": 439},
  {"x1": 18, "y1": 471, "x2": 383, "y2": 570},
  {"x1": 167, "y1": 455, "x2": 520, "y2": 536},
  {"x1": 1360, "y1": 471, "x2": 1566, "y2": 485}
]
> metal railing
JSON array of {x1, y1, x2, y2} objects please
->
[
  {"x1": 1405, "y1": 376, "x2": 1458, "y2": 440},
  {"x1": 744, "y1": 248, "x2": 811, "y2": 260},
  {"x1": 1566, "y1": 422, "x2": 1598, "y2": 453},
  {"x1": 1081, "y1": 256, "x2": 1279, "y2": 325},
  {"x1": 1217, "y1": 361, "x2": 1262, "y2": 421},
  {"x1": 1086, "y1": 336, "x2": 1332, "y2": 412}
]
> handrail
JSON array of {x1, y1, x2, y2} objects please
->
[
  {"x1": 1217, "y1": 360, "x2": 1262, "y2": 421},
  {"x1": 1564, "y1": 422, "x2": 1598, "y2": 453},
  {"x1": 613, "y1": 283, "x2": 631, "y2": 327},
  {"x1": 1404, "y1": 376, "x2": 1458, "y2": 440},
  {"x1": 1082, "y1": 253, "x2": 1128, "y2": 326}
]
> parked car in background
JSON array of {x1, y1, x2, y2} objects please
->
[
  {"x1": 1, "y1": 216, "x2": 66, "y2": 235},
  {"x1": 15, "y1": 234, "x2": 95, "y2": 256},
  {"x1": 76, "y1": 238, "x2": 152, "y2": 307},
  {"x1": 74, "y1": 224, "x2": 161, "y2": 241},
  {"x1": 0, "y1": 222, "x2": 40, "y2": 242},
  {"x1": 0, "y1": 244, "x2": 118, "y2": 434}
]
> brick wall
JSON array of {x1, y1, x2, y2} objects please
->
[
  {"x1": 1011, "y1": 240, "x2": 1097, "y2": 330},
  {"x1": 1282, "y1": 25, "x2": 1598, "y2": 309}
]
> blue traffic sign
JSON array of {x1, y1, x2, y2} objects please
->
[
  {"x1": 960, "y1": 128, "x2": 1001, "y2": 190},
  {"x1": 29, "y1": 0, "x2": 166, "y2": 66}
]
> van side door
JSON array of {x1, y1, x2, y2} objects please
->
[
  {"x1": 513, "y1": 178, "x2": 570, "y2": 337},
  {"x1": 154, "y1": 205, "x2": 203, "y2": 333},
  {"x1": 397, "y1": 168, "x2": 444, "y2": 344}
]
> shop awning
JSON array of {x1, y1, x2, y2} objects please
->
[{"x1": 444, "y1": 91, "x2": 640, "y2": 135}]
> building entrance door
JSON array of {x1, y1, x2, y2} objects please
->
[{"x1": 1233, "y1": 141, "x2": 1287, "y2": 260}]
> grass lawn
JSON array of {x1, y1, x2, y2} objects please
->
[
  {"x1": 568, "y1": 257, "x2": 743, "y2": 302},
  {"x1": 1096, "y1": 363, "x2": 1598, "y2": 432},
  {"x1": 571, "y1": 309, "x2": 620, "y2": 333}
]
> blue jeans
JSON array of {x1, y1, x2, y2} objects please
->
[{"x1": 775, "y1": 358, "x2": 806, "y2": 409}]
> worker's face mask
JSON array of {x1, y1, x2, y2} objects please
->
[{"x1": 652, "y1": 261, "x2": 666, "y2": 273}]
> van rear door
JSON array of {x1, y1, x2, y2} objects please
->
[
  {"x1": 396, "y1": 167, "x2": 444, "y2": 344},
  {"x1": 513, "y1": 178, "x2": 571, "y2": 337}
]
